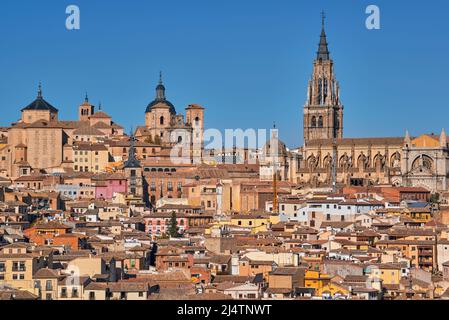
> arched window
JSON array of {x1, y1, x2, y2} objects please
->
[
  {"x1": 317, "y1": 79, "x2": 323, "y2": 105},
  {"x1": 318, "y1": 116, "x2": 324, "y2": 128},
  {"x1": 160, "y1": 116, "x2": 164, "y2": 125},
  {"x1": 311, "y1": 116, "x2": 317, "y2": 128},
  {"x1": 323, "y1": 79, "x2": 328, "y2": 103},
  {"x1": 195, "y1": 116, "x2": 200, "y2": 127},
  {"x1": 178, "y1": 136, "x2": 183, "y2": 143}
]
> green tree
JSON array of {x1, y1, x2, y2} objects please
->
[{"x1": 168, "y1": 211, "x2": 180, "y2": 238}]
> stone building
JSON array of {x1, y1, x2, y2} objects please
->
[
  {"x1": 2, "y1": 86, "x2": 124, "y2": 179},
  {"x1": 303, "y1": 18, "x2": 343, "y2": 143},
  {"x1": 289, "y1": 18, "x2": 449, "y2": 194},
  {"x1": 136, "y1": 74, "x2": 205, "y2": 162},
  {"x1": 401, "y1": 131, "x2": 449, "y2": 192}
]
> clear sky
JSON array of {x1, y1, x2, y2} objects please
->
[{"x1": 1, "y1": 0, "x2": 448, "y2": 148}]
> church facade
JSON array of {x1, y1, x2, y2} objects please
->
[
  {"x1": 289, "y1": 19, "x2": 449, "y2": 194},
  {"x1": 135, "y1": 74, "x2": 205, "y2": 162}
]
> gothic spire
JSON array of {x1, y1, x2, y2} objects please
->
[
  {"x1": 317, "y1": 11, "x2": 330, "y2": 61},
  {"x1": 124, "y1": 129, "x2": 141, "y2": 168},
  {"x1": 84, "y1": 92, "x2": 89, "y2": 103}
]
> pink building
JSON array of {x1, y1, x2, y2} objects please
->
[
  {"x1": 94, "y1": 174, "x2": 127, "y2": 200},
  {"x1": 143, "y1": 212, "x2": 188, "y2": 238}
]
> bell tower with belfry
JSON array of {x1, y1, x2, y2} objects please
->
[{"x1": 303, "y1": 12, "x2": 344, "y2": 144}]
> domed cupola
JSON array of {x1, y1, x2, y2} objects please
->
[
  {"x1": 21, "y1": 83, "x2": 58, "y2": 113},
  {"x1": 145, "y1": 72, "x2": 176, "y2": 114},
  {"x1": 263, "y1": 126, "x2": 288, "y2": 157}
]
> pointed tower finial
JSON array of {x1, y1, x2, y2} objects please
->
[
  {"x1": 98, "y1": 101, "x2": 102, "y2": 111},
  {"x1": 156, "y1": 72, "x2": 166, "y2": 101},
  {"x1": 273, "y1": 121, "x2": 276, "y2": 130},
  {"x1": 37, "y1": 82, "x2": 43, "y2": 98},
  {"x1": 85, "y1": 92, "x2": 89, "y2": 103},
  {"x1": 405, "y1": 130, "x2": 411, "y2": 145},
  {"x1": 440, "y1": 128, "x2": 447, "y2": 148},
  {"x1": 317, "y1": 11, "x2": 330, "y2": 61},
  {"x1": 321, "y1": 10, "x2": 326, "y2": 29}
]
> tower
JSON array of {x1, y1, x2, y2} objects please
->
[
  {"x1": 186, "y1": 103, "x2": 205, "y2": 162},
  {"x1": 124, "y1": 132, "x2": 143, "y2": 199},
  {"x1": 79, "y1": 93, "x2": 94, "y2": 121},
  {"x1": 145, "y1": 73, "x2": 176, "y2": 144},
  {"x1": 303, "y1": 13, "x2": 343, "y2": 144}
]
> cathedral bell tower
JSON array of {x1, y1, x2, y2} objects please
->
[{"x1": 303, "y1": 13, "x2": 343, "y2": 144}]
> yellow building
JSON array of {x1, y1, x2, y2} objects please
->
[
  {"x1": 317, "y1": 281, "x2": 350, "y2": 299},
  {"x1": 33, "y1": 268, "x2": 62, "y2": 300},
  {"x1": 365, "y1": 264, "x2": 402, "y2": 285},
  {"x1": 230, "y1": 214, "x2": 271, "y2": 234},
  {"x1": 0, "y1": 243, "x2": 46, "y2": 293},
  {"x1": 304, "y1": 270, "x2": 333, "y2": 290},
  {"x1": 73, "y1": 143, "x2": 109, "y2": 173}
]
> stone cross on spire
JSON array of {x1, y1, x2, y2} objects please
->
[
  {"x1": 317, "y1": 11, "x2": 330, "y2": 61},
  {"x1": 37, "y1": 82, "x2": 43, "y2": 98},
  {"x1": 321, "y1": 10, "x2": 326, "y2": 28}
]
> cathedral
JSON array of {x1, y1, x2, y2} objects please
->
[
  {"x1": 286, "y1": 17, "x2": 449, "y2": 194},
  {"x1": 135, "y1": 74, "x2": 205, "y2": 162}
]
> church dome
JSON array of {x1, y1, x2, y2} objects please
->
[
  {"x1": 21, "y1": 84, "x2": 58, "y2": 113},
  {"x1": 263, "y1": 135, "x2": 288, "y2": 157},
  {"x1": 145, "y1": 74, "x2": 176, "y2": 114}
]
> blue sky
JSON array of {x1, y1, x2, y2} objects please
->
[{"x1": 0, "y1": 0, "x2": 448, "y2": 147}]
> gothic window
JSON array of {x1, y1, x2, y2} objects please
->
[
  {"x1": 335, "y1": 113, "x2": 340, "y2": 129},
  {"x1": 318, "y1": 116, "x2": 324, "y2": 128},
  {"x1": 412, "y1": 155, "x2": 434, "y2": 172},
  {"x1": 323, "y1": 79, "x2": 328, "y2": 103},
  {"x1": 317, "y1": 79, "x2": 323, "y2": 105},
  {"x1": 323, "y1": 155, "x2": 332, "y2": 169},
  {"x1": 311, "y1": 116, "x2": 317, "y2": 128},
  {"x1": 160, "y1": 116, "x2": 164, "y2": 125},
  {"x1": 391, "y1": 153, "x2": 401, "y2": 168}
]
